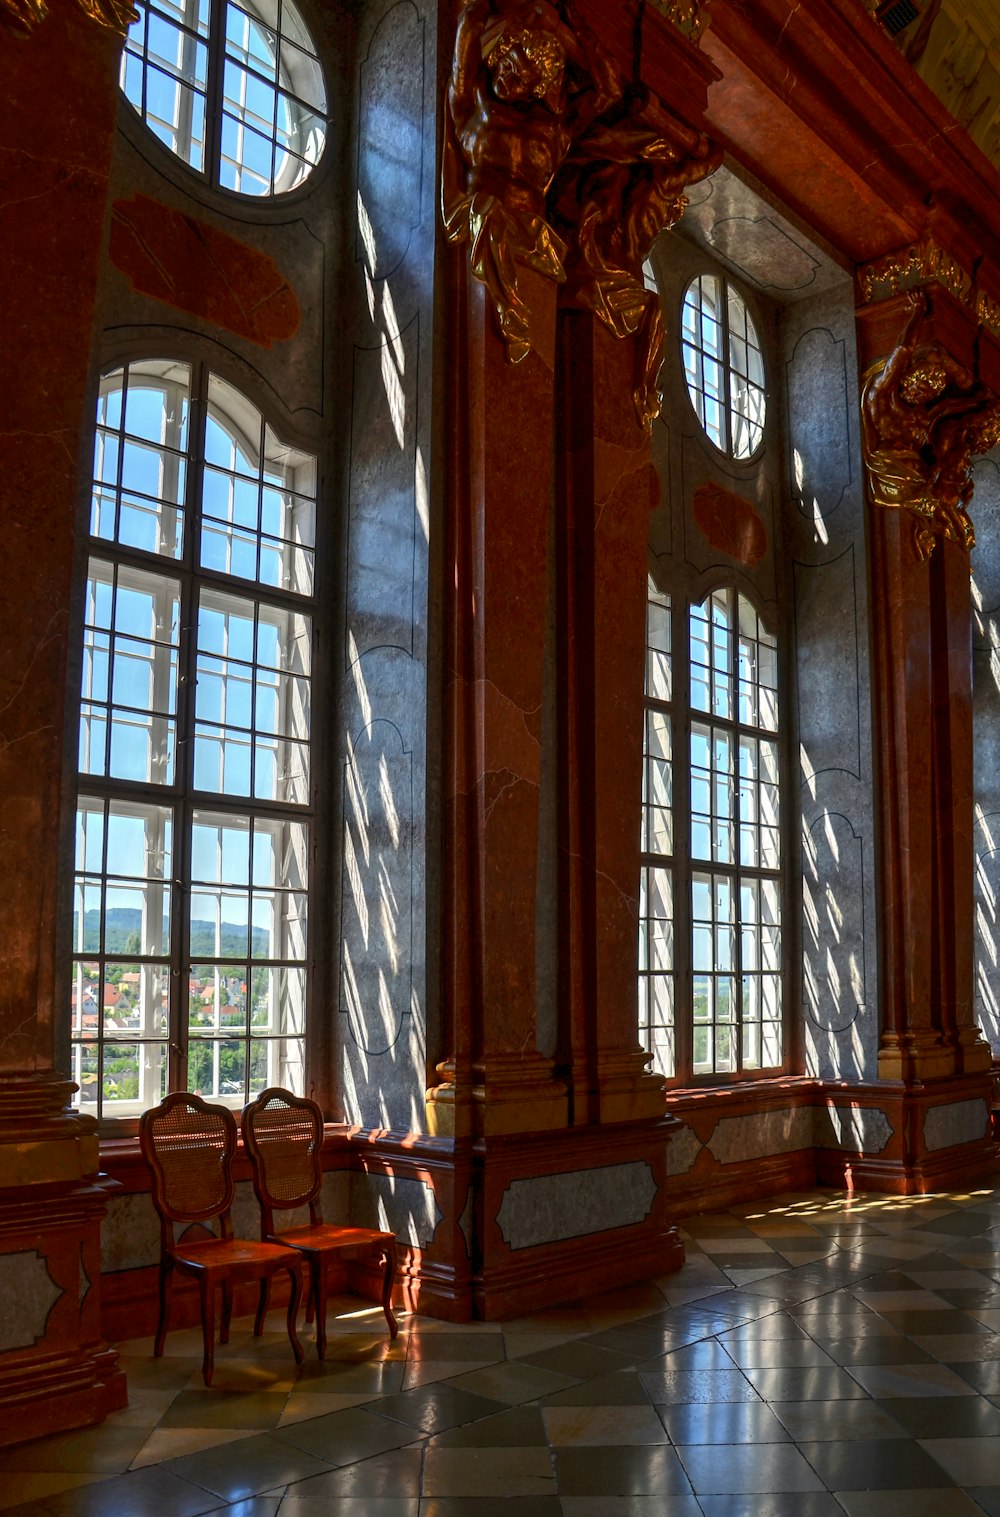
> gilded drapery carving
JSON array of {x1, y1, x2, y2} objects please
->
[
  {"x1": 2, "y1": 0, "x2": 136, "y2": 36},
  {"x1": 442, "y1": 0, "x2": 720, "y2": 426},
  {"x1": 861, "y1": 296, "x2": 1000, "y2": 559}
]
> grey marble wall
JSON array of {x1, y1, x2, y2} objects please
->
[
  {"x1": 782, "y1": 290, "x2": 879, "y2": 1083},
  {"x1": 971, "y1": 451, "x2": 1000, "y2": 1055},
  {"x1": 335, "y1": 0, "x2": 436, "y2": 1131}
]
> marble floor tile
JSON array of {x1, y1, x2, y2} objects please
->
[
  {"x1": 420, "y1": 1445, "x2": 556, "y2": 1497},
  {"x1": 918, "y1": 1436, "x2": 1000, "y2": 1485},
  {"x1": 695, "y1": 1496, "x2": 845, "y2": 1517},
  {"x1": 658, "y1": 1399, "x2": 791, "y2": 1445},
  {"x1": 282, "y1": 1445, "x2": 425, "y2": 1498},
  {"x1": 637, "y1": 1367, "x2": 760, "y2": 1403},
  {"x1": 442, "y1": 1361, "x2": 578, "y2": 1405},
  {"x1": 769, "y1": 1397, "x2": 907, "y2": 1442},
  {"x1": 878, "y1": 1394, "x2": 1000, "y2": 1437},
  {"x1": 798, "y1": 1437, "x2": 956, "y2": 1490},
  {"x1": 551, "y1": 1443, "x2": 693, "y2": 1496},
  {"x1": 0, "y1": 1475, "x2": 103, "y2": 1513},
  {"x1": 540, "y1": 1405, "x2": 668, "y2": 1446},
  {"x1": 559, "y1": 1498, "x2": 704, "y2": 1517},
  {"x1": 367, "y1": 1383, "x2": 508, "y2": 1434},
  {"x1": 846, "y1": 1362, "x2": 979, "y2": 1398},
  {"x1": 165, "y1": 1432, "x2": 333, "y2": 1503},
  {"x1": 129, "y1": 1427, "x2": 252, "y2": 1469},
  {"x1": 833, "y1": 1493, "x2": 987, "y2": 1517},
  {"x1": 676, "y1": 1441, "x2": 826, "y2": 1494}
]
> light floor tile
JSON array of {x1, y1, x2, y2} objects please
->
[
  {"x1": 541, "y1": 1406, "x2": 668, "y2": 1446},
  {"x1": 129, "y1": 1426, "x2": 252, "y2": 1469}
]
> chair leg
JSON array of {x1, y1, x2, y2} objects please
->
[
  {"x1": 199, "y1": 1277, "x2": 216, "y2": 1387},
  {"x1": 381, "y1": 1239, "x2": 399, "y2": 1339},
  {"x1": 154, "y1": 1256, "x2": 172, "y2": 1358},
  {"x1": 254, "y1": 1276, "x2": 269, "y2": 1337},
  {"x1": 285, "y1": 1263, "x2": 304, "y2": 1365},
  {"x1": 313, "y1": 1259, "x2": 328, "y2": 1362},
  {"x1": 220, "y1": 1280, "x2": 233, "y2": 1345}
]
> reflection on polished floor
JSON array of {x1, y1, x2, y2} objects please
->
[{"x1": 5, "y1": 1186, "x2": 1000, "y2": 1515}]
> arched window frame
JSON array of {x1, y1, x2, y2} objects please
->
[
  {"x1": 70, "y1": 354, "x2": 319, "y2": 1126},
  {"x1": 640, "y1": 574, "x2": 789, "y2": 1085}
]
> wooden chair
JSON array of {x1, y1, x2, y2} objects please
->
[
  {"x1": 139, "y1": 1091, "x2": 305, "y2": 1386},
  {"x1": 242, "y1": 1087, "x2": 398, "y2": 1358}
]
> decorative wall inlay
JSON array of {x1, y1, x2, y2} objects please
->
[
  {"x1": 340, "y1": 721, "x2": 413, "y2": 1057},
  {"x1": 814, "y1": 1104, "x2": 892, "y2": 1154},
  {"x1": 803, "y1": 812, "x2": 866, "y2": 1034},
  {"x1": 665, "y1": 1121, "x2": 702, "y2": 1175},
  {"x1": 709, "y1": 216, "x2": 819, "y2": 294},
  {"x1": 457, "y1": 1185, "x2": 476, "y2": 1260},
  {"x1": 924, "y1": 1098, "x2": 990, "y2": 1151},
  {"x1": 349, "y1": 1171, "x2": 442, "y2": 1248},
  {"x1": 358, "y1": 2, "x2": 425, "y2": 279},
  {"x1": 1, "y1": 0, "x2": 135, "y2": 38},
  {"x1": 691, "y1": 480, "x2": 766, "y2": 564},
  {"x1": 78, "y1": 1245, "x2": 91, "y2": 1310},
  {"x1": 442, "y1": 0, "x2": 719, "y2": 423},
  {"x1": 109, "y1": 196, "x2": 300, "y2": 347},
  {"x1": 861, "y1": 297, "x2": 1000, "y2": 558},
  {"x1": 496, "y1": 1162, "x2": 658, "y2": 1250},
  {"x1": 0, "y1": 1252, "x2": 63, "y2": 1353},
  {"x1": 707, "y1": 1108, "x2": 813, "y2": 1164},
  {"x1": 787, "y1": 328, "x2": 852, "y2": 522}
]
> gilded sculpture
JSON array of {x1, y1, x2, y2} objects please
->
[
  {"x1": 443, "y1": 0, "x2": 721, "y2": 427},
  {"x1": 648, "y1": 0, "x2": 711, "y2": 44},
  {"x1": 861, "y1": 295, "x2": 1000, "y2": 559}
]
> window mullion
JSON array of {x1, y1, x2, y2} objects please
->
[{"x1": 676, "y1": 593, "x2": 694, "y2": 1084}]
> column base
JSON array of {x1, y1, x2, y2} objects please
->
[{"x1": 427, "y1": 1053, "x2": 568, "y2": 1138}]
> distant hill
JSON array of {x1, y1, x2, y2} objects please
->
[{"x1": 76, "y1": 907, "x2": 272, "y2": 959}]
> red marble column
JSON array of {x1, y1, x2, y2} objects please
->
[
  {"x1": 858, "y1": 293, "x2": 992, "y2": 1083},
  {"x1": 557, "y1": 313, "x2": 670, "y2": 1124},
  {"x1": 0, "y1": 0, "x2": 128, "y2": 1441},
  {"x1": 427, "y1": 265, "x2": 568, "y2": 1137}
]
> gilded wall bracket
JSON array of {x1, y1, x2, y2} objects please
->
[
  {"x1": 442, "y1": 0, "x2": 720, "y2": 426},
  {"x1": 862, "y1": 294, "x2": 1000, "y2": 559},
  {"x1": 2, "y1": 0, "x2": 136, "y2": 37}
]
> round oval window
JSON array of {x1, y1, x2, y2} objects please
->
[
  {"x1": 121, "y1": 0, "x2": 327, "y2": 197},
  {"x1": 681, "y1": 275, "x2": 765, "y2": 459}
]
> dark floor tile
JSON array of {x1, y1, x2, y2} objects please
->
[
  {"x1": 516, "y1": 1341, "x2": 634, "y2": 1380},
  {"x1": 676, "y1": 1442, "x2": 825, "y2": 1494},
  {"x1": 659, "y1": 1400, "x2": 791, "y2": 1445},
  {"x1": 404, "y1": 1335, "x2": 504, "y2": 1364},
  {"x1": 919, "y1": 1213, "x2": 999, "y2": 1237},
  {"x1": 776, "y1": 1396, "x2": 909, "y2": 1442},
  {"x1": 537, "y1": 1370, "x2": 651, "y2": 1408},
  {"x1": 274, "y1": 1406, "x2": 423, "y2": 1464},
  {"x1": 552, "y1": 1444, "x2": 693, "y2": 1496},
  {"x1": 696, "y1": 1497, "x2": 845, "y2": 1517},
  {"x1": 815, "y1": 1334, "x2": 935, "y2": 1366},
  {"x1": 157, "y1": 1390, "x2": 287, "y2": 1431},
  {"x1": 880, "y1": 1394, "x2": 1000, "y2": 1437},
  {"x1": 165, "y1": 1434, "x2": 332, "y2": 1503},
  {"x1": 418, "y1": 1501, "x2": 561, "y2": 1517},
  {"x1": 43, "y1": 1467, "x2": 222, "y2": 1517},
  {"x1": 968, "y1": 1490, "x2": 1000, "y2": 1517},
  {"x1": 798, "y1": 1437, "x2": 956, "y2": 1490},
  {"x1": 741, "y1": 1365, "x2": 867, "y2": 1401},
  {"x1": 427, "y1": 1405, "x2": 548, "y2": 1448},
  {"x1": 279, "y1": 1445, "x2": 425, "y2": 1498},
  {"x1": 368, "y1": 1383, "x2": 508, "y2": 1434},
  {"x1": 919, "y1": 1436, "x2": 1000, "y2": 1486},
  {"x1": 662, "y1": 1339, "x2": 739, "y2": 1370},
  {"x1": 875, "y1": 1310, "x2": 980, "y2": 1334},
  {"x1": 948, "y1": 1360, "x2": 1000, "y2": 1393}
]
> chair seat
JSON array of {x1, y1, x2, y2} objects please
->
[
  {"x1": 171, "y1": 1237, "x2": 301, "y2": 1276},
  {"x1": 269, "y1": 1224, "x2": 395, "y2": 1256}
]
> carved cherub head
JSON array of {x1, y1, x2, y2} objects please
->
[
  {"x1": 487, "y1": 26, "x2": 565, "y2": 105},
  {"x1": 900, "y1": 361, "x2": 951, "y2": 405}
]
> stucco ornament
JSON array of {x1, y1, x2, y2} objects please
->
[
  {"x1": 443, "y1": 0, "x2": 720, "y2": 426},
  {"x1": 648, "y1": 0, "x2": 711, "y2": 44},
  {"x1": 2, "y1": 0, "x2": 136, "y2": 36},
  {"x1": 861, "y1": 294, "x2": 1000, "y2": 558}
]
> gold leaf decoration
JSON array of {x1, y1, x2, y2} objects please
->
[{"x1": 2, "y1": 0, "x2": 136, "y2": 37}]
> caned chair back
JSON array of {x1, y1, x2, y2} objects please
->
[
  {"x1": 140, "y1": 1092, "x2": 237, "y2": 1232},
  {"x1": 242, "y1": 1087, "x2": 323, "y2": 1223}
]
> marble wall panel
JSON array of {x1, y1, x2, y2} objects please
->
[
  {"x1": 706, "y1": 1107, "x2": 813, "y2": 1163},
  {"x1": 923, "y1": 1098, "x2": 991, "y2": 1151},
  {"x1": 784, "y1": 288, "x2": 878, "y2": 1083},
  {"x1": 971, "y1": 451, "x2": 1000, "y2": 1053},
  {"x1": 495, "y1": 1163, "x2": 658, "y2": 1250},
  {"x1": 666, "y1": 1123, "x2": 703, "y2": 1175},
  {"x1": 0, "y1": 1254, "x2": 63, "y2": 1353},
  {"x1": 348, "y1": 1170, "x2": 442, "y2": 1248},
  {"x1": 335, "y1": 0, "x2": 434, "y2": 1134},
  {"x1": 813, "y1": 1105, "x2": 892, "y2": 1153}
]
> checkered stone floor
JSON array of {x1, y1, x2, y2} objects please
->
[{"x1": 5, "y1": 1186, "x2": 1000, "y2": 1516}]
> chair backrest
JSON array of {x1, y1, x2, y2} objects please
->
[
  {"x1": 242, "y1": 1087, "x2": 323, "y2": 1231},
  {"x1": 140, "y1": 1092, "x2": 237, "y2": 1241}
]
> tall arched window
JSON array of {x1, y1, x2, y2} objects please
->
[
  {"x1": 71, "y1": 359, "x2": 316, "y2": 1119},
  {"x1": 641, "y1": 579, "x2": 783, "y2": 1082}
]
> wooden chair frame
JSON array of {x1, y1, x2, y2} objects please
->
[
  {"x1": 140, "y1": 1091, "x2": 305, "y2": 1385},
  {"x1": 242, "y1": 1087, "x2": 398, "y2": 1358}
]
